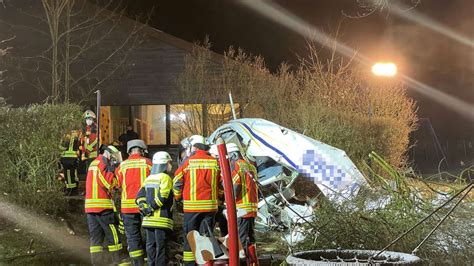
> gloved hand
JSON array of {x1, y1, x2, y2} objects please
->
[
  {"x1": 175, "y1": 200, "x2": 184, "y2": 213},
  {"x1": 106, "y1": 165, "x2": 116, "y2": 173},
  {"x1": 116, "y1": 213, "x2": 125, "y2": 235},
  {"x1": 138, "y1": 203, "x2": 153, "y2": 216},
  {"x1": 104, "y1": 157, "x2": 116, "y2": 173}
]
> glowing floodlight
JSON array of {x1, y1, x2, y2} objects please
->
[{"x1": 372, "y1": 62, "x2": 397, "y2": 77}]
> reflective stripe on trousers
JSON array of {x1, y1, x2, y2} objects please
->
[
  {"x1": 182, "y1": 212, "x2": 216, "y2": 266},
  {"x1": 86, "y1": 210, "x2": 122, "y2": 265},
  {"x1": 122, "y1": 213, "x2": 145, "y2": 264}
]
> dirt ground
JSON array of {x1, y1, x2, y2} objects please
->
[{"x1": 0, "y1": 190, "x2": 286, "y2": 265}]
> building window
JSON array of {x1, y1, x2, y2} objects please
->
[
  {"x1": 101, "y1": 103, "x2": 238, "y2": 146},
  {"x1": 100, "y1": 106, "x2": 130, "y2": 145},
  {"x1": 170, "y1": 103, "x2": 239, "y2": 144},
  {"x1": 207, "y1": 103, "x2": 239, "y2": 134},
  {"x1": 132, "y1": 105, "x2": 166, "y2": 145},
  {"x1": 170, "y1": 104, "x2": 203, "y2": 144},
  {"x1": 101, "y1": 105, "x2": 166, "y2": 146}
]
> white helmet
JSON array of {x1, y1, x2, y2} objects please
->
[
  {"x1": 83, "y1": 110, "x2": 96, "y2": 119},
  {"x1": 226, "y1": 143, "x2": 240, "y2": 153},
  {"x1": 153, "y1": 151, "x2": 172, "y2": 165},
  {"x1": 189, "y1": 135, "x2": 206, "y2": 146},
  {"x1": 209, "y1": 144, "x2": 218, "y2": 157},
  {"x1": 105, "y1": 145, "x2": 122, "y2": 164}
]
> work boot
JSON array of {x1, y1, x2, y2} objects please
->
[
  {"x1": 90, "y1": 252, "x2": 106, "y2": 266},
  {"x1": 110, "y1": 250, "x2": 122, "y2": 265},
  {"x1": 131, "y1": 257, "x2": 145, "y2": 266}
]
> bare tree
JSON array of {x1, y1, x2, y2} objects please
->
[
  {"x1": 2, "y1": 0, "x2": 148, "y2": 103},
  {"x1": 177, "y1": 39, "x2": 417, "y2": 167},
  {"x1": 344, "y1": 0, "x2": 421, "y2": 18},
  {"x1": 174, "y1": 39, "x2": 249, "y2": 139}
]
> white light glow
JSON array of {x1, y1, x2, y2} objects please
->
[
  {"x1": 238, "y1": 0, "x2": 474, "y2": 121},
  {"x1": 170, "y1": 113, "x2": 187, "y2": 121},
  {"x1": 372, "y1": 62, "x2": 397, "y2": 77}
]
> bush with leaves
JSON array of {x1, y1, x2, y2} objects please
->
[{"x1": 0, "y1": 103, "x2": 82, "y2": 214}]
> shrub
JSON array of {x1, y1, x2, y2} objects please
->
[
  {"x1": 0, "y1": 103, "x2": 82, "y2": 214},
  {"x1": 294, "y1": 158, "x2": 473, "y2": 264},
  {"x1": 177, "y1": 42, "x2": 417, "y2": 168}
]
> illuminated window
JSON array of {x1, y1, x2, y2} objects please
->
[
  {"x1": 170, "y1": 104, "x2": 203, "y2": 144},
  {"x1": 207, "y1": 103, "x2": 240, "y2": 133},
  {"x1": 132, "y1": 105, "x2": 166, "y2": 145},
  {"x1": 100, "y1": 106, "x2": 130, "y2": 145},
  {"x1": 101, "y1": 103, "x2": 238, "y2": 146},
  {"x1": 101, "y1": 105, "x2": 166, "y2": 146}
]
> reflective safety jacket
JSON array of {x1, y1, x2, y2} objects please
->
[
  {"x1": 173, "y1": 150, "x2": 222, "y2": 213},
  {"x1": 85, "y1": 155, "x2": 116, "y2": 213},
  {"x1": 61, "y1": 130, "x2": 80, "y2": 159},
  {"x1": 136, "y1": 173, "x2": 174, "y2": 230},
  {"x1": 232, "y1": 159, "x2": 259, "y2": 218},
  {"x1": 115, "y1": 154, "x2": 152, "y2": 213},
  {"x1": 81, "y1": 123, "x2": 98, "y2": 159}
]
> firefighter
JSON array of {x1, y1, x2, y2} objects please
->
[
  {"x1": 85, "y1": 145, "x2": 123, "y2": 265},
  {"x1": 115, "y1": 139, "x2": 152, "y2": 266},
  {"x1": 136, "y1": 151, "x2": 174, "y2": 265},
  {"x1": 60, "y1": 129, "x2": 80, "y2": 195},
  {"x1": 177, "y1": 136, "x2": 194, "y2": 166},
  {"x1": 209, "y1": 144, "x2": 228, "y2": 237},
  {"x1": 81, "y1": 110, "x2": 98, "y2": 170},
  {"x1": 227, "y1": 143, "x2": 259, "y2": 265},
  {"x1": 173, "y1": 135, "x2": 222, "y2": 266}
]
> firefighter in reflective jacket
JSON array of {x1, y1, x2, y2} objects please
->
[
  {"x1": 60, "y1": 129, "x2": 80, "y2": 195},
  {"x1": 85, "y1": 145, "x2": 123, "y2": 265},
  {"x1": 81, "y1": 110, "x2": 98, "y2": 169},
  {"x1": 227, "y1": 143, "x2": 259, "y2": 265},
  {"x1": 173, "y1": 135, "x2": 222, "y2": 266},
  {"x1": 115, "y1": 139, "x2": 152, "y2": 266},
  {"x1": 136, "y1": 151, "x2": 174, "y2": 265}
]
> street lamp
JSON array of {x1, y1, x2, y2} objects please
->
[{"x1": 372, "y1": 62, "x2": 397, "y2": 77}]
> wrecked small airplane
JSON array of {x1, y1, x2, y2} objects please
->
[
  {"x1": 208, "y1": 118, "x2": 367, "y2": 242},
  {"x1": 182, "y1": 118, "x2": 367, "y2": 244}
]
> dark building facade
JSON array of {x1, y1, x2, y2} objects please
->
[{"x1": 0, "y1": 0, "x2": 235, "y2": 151}]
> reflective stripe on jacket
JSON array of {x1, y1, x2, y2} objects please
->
[
  {"x1": 85, "y1": 155, "x2": 116, "y2": 213},
  {"x1": 82, "y1": 124, "x2": 98, "y2": 159},
  {"x1": 136, "y1": 173, "x2": 174, "y2": 229},
  {"x1": 61, "y1": 130, "x2": 80, "y2": 158},
  {"x1": 173, "y1": 150, "x2": 222, "y2": 213},
  {"x1": 116, "y1": 154, "x2": 152, "y2": 213},
  {"x1": 232, "y1": 159, "x2": 259, "y2": 218}
]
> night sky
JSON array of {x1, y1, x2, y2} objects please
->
[{"x1": 118, "y1": 0, "x2": 473, "y2": 140}]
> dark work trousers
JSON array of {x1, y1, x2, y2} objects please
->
[
  {"x1": 237, "y1": 217, "x2": 256, "y2": 248},
  {"x1": 86, "y1": 157, "x2": 96, "y2": 172},
  {"x1": 60, "y1": 157, "x2": 78, "y2": 195},
  {"x1": 122, "y1": 213, "x2": 145, "y2": 266},
  {"x1": 145, "y1": 228, "x2": 170, "y2": 266},
  {"x1": 215, "y1": 207, "x2": 228, "y2": 237},
  {"x1": 87, "y1": 210, "x2": 122, "y2": 265},
  {"x1": 183, "y1": 212, "x2": 216, "y2": 266}
]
